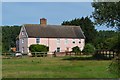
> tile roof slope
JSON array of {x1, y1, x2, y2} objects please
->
[{"x1": 24, "y1": 24, "x2": 85, "y2": 38}]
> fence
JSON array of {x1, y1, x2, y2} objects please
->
[
  {"x1": 94, "y1": 50, "x2": 117, "y2": 59},
  {"x1": 2, "y1": 50, "x2": 118, "y2": 59},
  {"x1": 30, "y1": 52, "x2": 47, "y2": 57}
]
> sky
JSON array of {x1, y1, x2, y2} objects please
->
[{"x1": 2, "y1": 2, "x2": 116, "y2": 31}]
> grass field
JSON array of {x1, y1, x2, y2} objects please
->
[{"x1": 2, "y1": 56, "x2": 118, "y2": 78}]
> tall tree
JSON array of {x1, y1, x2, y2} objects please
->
[
  {"x1": 92, "y1": 2, "x2": 120, "y2": 28},
  {"x1": 2, "y1": 26, "x2": 21, "y2": 52},
  {"x1": 92, "y1": 2, "x2": 120, "y2": 50},
  {"x1": 62, "y1": 17, "x2": 97, "y2": 44},
  {"x1": 94, "y1": 30, "x2": 117, "y2": 50},
  {"x1": 0, "y1": 27, "x2": 2, "y2": 52},
  {"x1": 92, "y1": 2, "x2": 120, "y2": 77}
]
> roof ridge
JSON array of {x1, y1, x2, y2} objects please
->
[{"x1": 23, "y1": 24, "x2": 80, "y2": 27}]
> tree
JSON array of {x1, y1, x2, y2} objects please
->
[
  {"x1": 2, "y1": 26, "x2": 21, "y2": 52},
  {"x1": 83, "y1": 43, "x2": 95, "y2": 55},
  {"x1": 62, "y1": 17, "x2": 97, "y2": 44},
  {"x1": 92, "y1": 2, "x2": 120, "y2": 28},
  {"x1": 92, "y1": 2, "x2": 120, "y2": 50},
  {"x1": 29, "y1": 44, "x2": 49, "y2": 52},
  {"x1": 92, "y1": 2, "x2": 120, "y2": 51},
  {"x1": 92, "y1": 2, "x2": 120, "y2": 77},
  {"x1": 94, "y1": 30, "x2": 117, "y2": 50},
  {"x1": 0, "y1": 27, "x2": 1, "y2": 52},
  {"x1": 104, "y1": 36, "x2": 118, "y2": 50}
]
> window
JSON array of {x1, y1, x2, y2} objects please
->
[
  {"x1": 65, "y1": 39, "x2": 68, "y2": 44},
  {"x1": 57, "y1": 47, "x2": 60, "y2": 52},
  {"x1": 22, "y1": 47, "x2": 24, "y2": 53},
  {"x1": 22, "y1": 39, "x2": 24, "y2": 43},
  {"x1": 79, "y1": 39, "x2": 81, "y2": 43},
  {"x1": 36, "y1": 38, "x2": 40, "y2": 44},
  {"x1": 73, "y1": 39, "x2": 75, "y2": 44},
  {"x1": 57, "y1": 38, "x2": 60, "y2": 44}
]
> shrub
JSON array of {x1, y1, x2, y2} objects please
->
[
  {"x1": 72, "y1": 46, "x2": 81, "y2": 53},
  {"x1": 83, "y1": 43, "x2": 95, "y2": 55},
  {"x1": 29, "y1": 44, "x2": 49, "y2": 52}
]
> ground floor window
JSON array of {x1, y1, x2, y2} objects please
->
[
  {"x1": 57, "y1": 47, "x2": 60, "y2": 52},
  {"x1": 22, "y1": 47, "x2": 24, "y2": 53}
]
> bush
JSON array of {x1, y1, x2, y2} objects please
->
[
  {"x1": 83, "y1": 43, "x2": 95, "y2": 55},
  {"x1": 72, "y1": 46, "x2": 81, "y2": 53},
  {"x1": 29, "y1": 44, "x2": 49, "y2": 52}
]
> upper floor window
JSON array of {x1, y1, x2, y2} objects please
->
[
  {"x1": 79, "y1": 39, "x2": 81, "y2": 44},
  {"x1": 65, "y1": 39, "x2": 68, "y2": 44},
  {"x1": 22, "y1": 39, "x2": 24, "y2": 43},
  {"x1": 36, "y1": 38, "x2": 40, "y2": 44},
  {"x1": 57, "y1": 38, "x2": 60, "y2": 44},
  {"x1": 73, "y1": 39, "x2": 75, "y2": 44}
]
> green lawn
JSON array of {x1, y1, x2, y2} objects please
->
[{"x1": 2, "y1": 56, "x2": 118, "y2": 78}]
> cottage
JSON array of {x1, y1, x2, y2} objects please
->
[{"x1": 17, "y1": 18, "x2": 85, "y2": 55}]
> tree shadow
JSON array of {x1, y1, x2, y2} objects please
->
[
  {"x1": 62, "y1": 56, "x2": 95, "y2": 61},
  {"x1": 62, "y1": 55, "x2": 112, "y2": 61}
]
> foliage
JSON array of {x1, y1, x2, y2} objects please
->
[
  {"x1": 2, "y1": 26, "x2": 21, "y2": 52},
  {"x1": 83, "y1": 43, "x2": 95, "y2": 55},
  {"x1": 109, "y1": 56, "x2": 120, "y2": 77},
  {"x1": 62, "y1": 17, "x2": 97, "y2": 44},
  {"x1": 29, "y1": 44, "x2": 49, "y2": 52},
  {"x1": 104, "y1": 36, "x2": 118, "y2": 50},
  {"x1": 0, "y1": 26, "x2": 1, "y2": 52},
  {"x1": 92, "y1": 2, "x2": 120, "y2": 28},
  {"x1": 92, "y1": 2, "x2": 120, "y2": 50},
  {"x1": 72, "y1": 46, "x2": 81, "y2": 53},
  {"x1": 92, "y1": 2, "x2": 120, "y2": 77},
  {"x1": 94, "y1": 30, "x2": 118, "y2": 50}
]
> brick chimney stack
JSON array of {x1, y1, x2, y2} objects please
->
[{"x1": 40, "y1": 18, "x2": 47, "y2": 26}]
